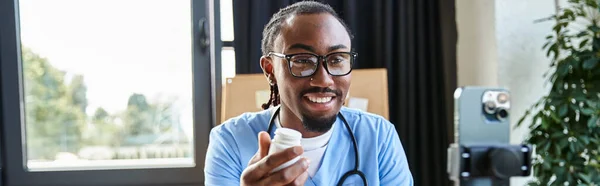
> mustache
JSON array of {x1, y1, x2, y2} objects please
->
[{"x1": 300, "y1": 87, "x2": 342, "y2": 97}]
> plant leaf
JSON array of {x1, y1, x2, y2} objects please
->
[
  {"x1": 585, "y1": 100, "x2": 597, "y2": 108},
  {"x1": 551, "y1": 131, "x2": 564, "y2": 138},
  {"x1": 573, "y1": 90, "x2": 586, "y2": 101},
  {"x1": 547, "y1": 43, "x2": 558, "y2": 57},
  {"x1": 516, "y1": 110, "x2": 531, "y2": 128},
  {"x1": 554, "y1": 167, "x2": 566, "y2": 182},
  {"x1": 559, "y1": 63, "x2": 570, "y2": 77},
  {"x1": 579, "y1": 136, "x2": 590, "y2": 145},
  {"x1": 559, "y1": 137, "x2": 569, "y2": 149},
  {"x1": 589, "y1": 115, "x2": 598, "y2": 128},
  {"x1": 543, "y1": 141, "x2": 551, "y2": 152},
  {"x1": 559, "y1": 103, "x2": 568, "y2": 117},
  {"x1": 550, "y1": 111, "x2": 561, "y2": 123},
  {"x1": 581, "y1": 108, "x2": 595, "y2": 115},
  {"x1": 554, "y1": 23, "x2": 564, "y2": 33},
  {"x1": 541, "y1": 116, "x2": 550, "y2": 129},
  {"x1": 591, "y1": 137, "x2": 600, "y2": 145},
  {"x1": 569, "y1": 142, "x2": 576, "y2": 154},
  {"x1": 543, "y1": 160, "x2": 552, "y2": 170},
  {"x1": 583, "y1": 57, "x2": 599, "y2": 69},
  {"x1": 543, "y1": 41, "x2": 551, "y2": 49},
  {"x1": 590, "y1": 25, "x2": 600, "y2": 32},
  {"x1": 569, "y1": 104, "x2": 580, "y2": 112},
  {"x1": 578, "y1": 173, "x2": 592, "y2": 184},
  {"x1": 579, "y1": 39, "x2": 589, "y2": 48}
]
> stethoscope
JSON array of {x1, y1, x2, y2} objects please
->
[{"x1": 267, "y1": 107, "x2": 368, "y2": 186}]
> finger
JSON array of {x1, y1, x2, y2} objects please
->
[
  {"x1": 259, "y1": 158, "x2": 310, "y2": 185},
  {"x1": 248, "y1": 153, "x2": 260, "y2": 166},
  {"x1": 248, "y1": 132, "x2": 271, "y2": 166},
  {"x1": 245, "y1": 146, "x2": 304, "y2": 180},
  {"x1": 256, "y1": 146, "x2": 303, "y2": 174},
  {"x1": 286, "y1": 171, "x2": 308, "y2": 186},
  {"x1": 258, "y1": 131, "x2": 271, "y2": 158}
]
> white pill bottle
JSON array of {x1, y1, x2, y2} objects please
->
[{"x1": 268, "y1": 128, "x2": 302, "y2": 173}]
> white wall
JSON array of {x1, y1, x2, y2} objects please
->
[
  {"x1": 495, "y1": 0, "x2": 555, "y2": 145},
  {"x1": 456, "y1": 0, "x2": 498, "y2": 87},
  {"x1": 456, "y1": 0, "x2": 557, "y2": 185}
]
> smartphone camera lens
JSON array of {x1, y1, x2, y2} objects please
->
[
  {"x1": 497, "y1": 93, "x2": 509, "y2": 104},
  {"x1": 484, "y1": 101, "x2": 496, "y2": 114},
  {"x1": 497, "y1": 109, "x2": 509, "y2": 120}
]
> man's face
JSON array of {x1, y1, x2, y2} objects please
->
[{"x1": 269, "y1": 13, "x2": 352, "y2": 132}]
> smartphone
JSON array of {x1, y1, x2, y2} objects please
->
[
  {"x1": 455, "y1": 86, "x2": 511, "y2": 145},
  {"x1": 449, "y1": 86, "x2": 512, "y2": 186}
]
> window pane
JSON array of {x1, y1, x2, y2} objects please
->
[
  {"x1": 220, "y1": 0, "x2": 234, "y2": 41},
  {"x1": 222, "y1": 47, "x2": 236, "y2": 80},
  {"x1": 18, "y1": 0, "x2": 195, "y2": 171}
]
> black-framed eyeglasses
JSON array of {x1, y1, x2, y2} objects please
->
[{"x1": 268, "y1": 51, "x2": 357, "y2": 78}]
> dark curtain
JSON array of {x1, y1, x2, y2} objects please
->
[
  {"x1": 233, "y1": 0, "x2": 301, "y2": 73},
  {"x1": 233, "y1": 0, "x2": 457, "y2": 185}
]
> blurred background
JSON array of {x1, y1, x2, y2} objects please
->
[{"x1": 1, "y1": 0, "x2": 596, "y2": 185}]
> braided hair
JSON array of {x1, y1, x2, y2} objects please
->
[{"x1": 261, "y1": 84, "x2": 280, "y2": 110}]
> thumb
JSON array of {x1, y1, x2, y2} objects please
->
[{"x1": 257, "y1": 131, "x2": 271, "y2": 159}]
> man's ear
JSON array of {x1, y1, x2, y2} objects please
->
[{"x1": 260, "y1": 56, "x2": 276, "y2": 85}]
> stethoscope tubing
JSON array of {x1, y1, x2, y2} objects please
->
[{"x1": 266, "y1": 107, "x2": 368, "y2": 186}]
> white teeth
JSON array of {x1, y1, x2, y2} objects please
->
[{"x1": 308, "y1": 96, "x2": 332, "y2": 103}]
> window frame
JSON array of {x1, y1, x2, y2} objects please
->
[{"x1": 0, "y1": 0, "x2": 218, "y2": 185}]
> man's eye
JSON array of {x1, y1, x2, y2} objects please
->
[
  {"x1": 328, "y1": 58, "x2": 346, "y2": 64},
  {"x1": 331, "y1": 58, "x2": 343, "y2": 63},
  {"x1": 293, "y1": 59, "x2": 314, "y2": 64}
]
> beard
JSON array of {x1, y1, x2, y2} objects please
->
[
  {"x1": 300, "y1": 112, "x2": 337, "y2": 132},
  {"x1": 296, "y1": 87, "x2": 343, "y2": 132}
]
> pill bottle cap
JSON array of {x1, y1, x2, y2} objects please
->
[{"x1": 273, "y1": 128, "x2": 301, "y2": 147}]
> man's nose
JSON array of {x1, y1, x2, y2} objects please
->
[{"x1": 309, "y1": 62, "x2": 334, "y2": 87}]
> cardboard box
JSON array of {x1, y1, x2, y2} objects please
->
[{"x1": 220, "y1": 68, "x2": 389, "y2": 124}]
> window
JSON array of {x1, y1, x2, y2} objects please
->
[
  {"x1": 19, "y1": 0, "x2": 194, "y2": 171},
  {"x1": 0, "y1": 0, "x2": 213, "y2": 185},
  {"x1": 220, "y1": 0, "x2": 236, "y2": 80},
  {"x1": 222, "y1": 47, "x2": 236, "y2": 79}
]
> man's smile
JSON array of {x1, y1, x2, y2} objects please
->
[
  {"x1": 306, "y1": 96, "x2": 332, "y2": 103},
  {"x1": 302, "y1": 93, "x2": 337, "y2": 112}
]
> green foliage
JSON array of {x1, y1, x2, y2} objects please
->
[
  {"x1": 82, "y1": 107, "x2": 121, "y2": 147},
  {"x1": 122, "y1": 93, "x2": 175, "y2": 138},
  {"x1": 22, "y1": 47, "x2": 180, "y2": 160},
  {"x1": 124, "y1": 94, "x2": 154, "y2": 136},
  {"x1": 518, "y1": 0, "x2": 600, "y2": 184},
  {"x1": 69, "y1": 74, "x2": 88, "y2": 113},
  {"x1": 22, "y1": 47, "x2": 87, "y2": 160}
]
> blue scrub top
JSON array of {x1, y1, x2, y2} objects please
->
[{"x1": 204, "y1": 107, "x2": 414, "y2": 185}]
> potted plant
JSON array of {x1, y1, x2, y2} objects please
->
[{"x1": 518, "y1": 0, "x2": 600, "y2": 185}]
